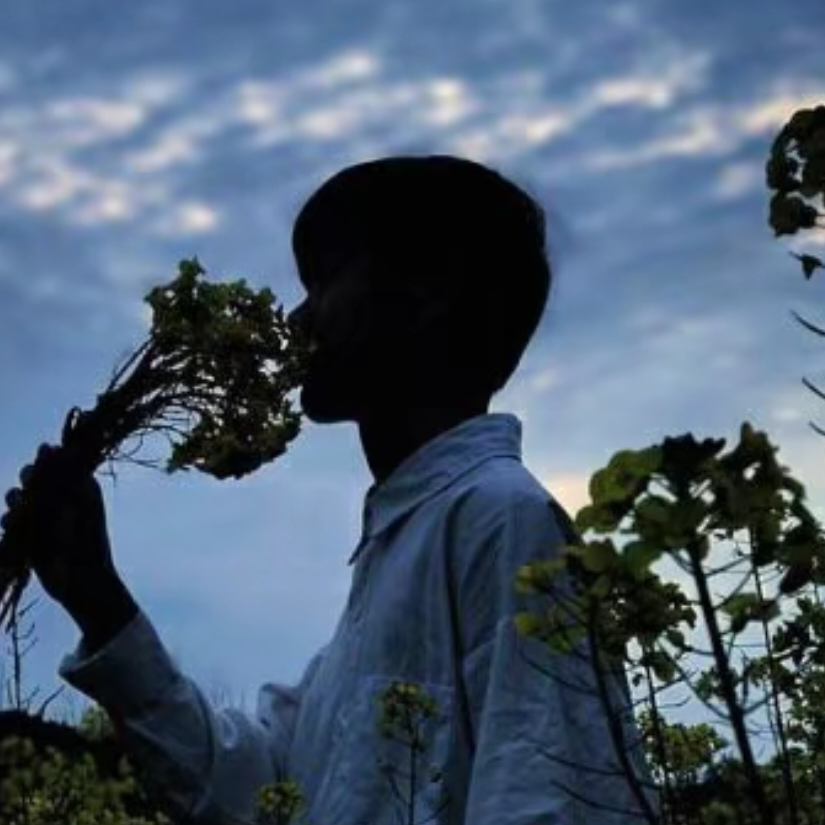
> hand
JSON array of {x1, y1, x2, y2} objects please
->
[{"x1": 1, "y1": 443, "x2": 121, "y2": 614}]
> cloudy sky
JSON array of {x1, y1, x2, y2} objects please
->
[{"x1": 1, "y1": 0, "x2": 825, "y2": 745}]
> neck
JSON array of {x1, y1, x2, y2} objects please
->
[{"x1": 357, "y1": 399, "x2": 490, "y2": 486}]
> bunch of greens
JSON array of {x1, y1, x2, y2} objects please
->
[{"x1": 0, "y1": 258, "x2": 313, "y2": 631}]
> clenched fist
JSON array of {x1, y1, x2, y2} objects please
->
[{"x1": 1, "y1": 443, "x2": 121, "y2": 617}]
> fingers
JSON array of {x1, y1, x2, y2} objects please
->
[
  {"x1": 37, "y1": 443, "x2": 55, "y2": 460},
  {"x1": 19, "y1": 464, "x2": 34, "y2": 487},
  {"x1": 34, "y1": 442, "x2": 59, "y2": 469},
  {"x1": 23, "y1": 443, "x2": 62, "y2": 488},
  {"x1": 1, "y1": 485, "x2": 25, "y2": 532},
  {"x1": 4, "y1": 487, "x2": 22, "y2": 509},
  {"x1": 0, "y1": 503, "x2": 16, "y2": 530},
  {"x1": 1, "y1": 444, "x2": 61, "y2": 531}
]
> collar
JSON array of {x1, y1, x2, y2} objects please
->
[{"x1": 348, "y1": 412, "x2": 522, "y2": 565}]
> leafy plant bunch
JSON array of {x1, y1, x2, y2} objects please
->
[
  {"x1": 514, "y1": 423, "x2": 825, "y2": 824},
  {"x1": 0, "y1": 258, "x2": 314, "y2": 632}
]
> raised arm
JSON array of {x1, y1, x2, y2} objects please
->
[{"x1": 2, "y1": 443, "x2": 315, "y2": 824}]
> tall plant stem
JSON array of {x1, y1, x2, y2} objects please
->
[
  {"x1": 643, "y1": 657, "x2": 678, "y2": 824},
  {"x1": 808, "y1": 586, "x2": 825, "y2": 817},
  {"x1": 587, "y1": 602, "x2": 661, "y2": 824},
  {"x1": 687, "y1": 536, "x2": 771, "y2": 825},
  {"x1": 752, "y1": 560, "x2": 799, "y2": 825}
]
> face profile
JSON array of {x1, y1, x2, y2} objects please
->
[
  {"x1": 288, "y1": 249, "x2": 423, "y2": 425},
  {"x1": 286, "y1": 153, "x2": 550, "y2": 488}
]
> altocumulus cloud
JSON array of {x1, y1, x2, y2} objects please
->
[{"x1": 0, "y1": 0, "x2": 824, "y2": 738}]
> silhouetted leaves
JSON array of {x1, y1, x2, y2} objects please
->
[{"x1": 790, "y1": 252, "x2": 825, "y2": 279}]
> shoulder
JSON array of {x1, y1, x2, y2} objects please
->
[
  {"x1": 443, "y1": 459, "x2": 572, "y2": 570},
  {"x1": 441, "y1": 460, "x2": 578, "y2": 634},
  {"x1": 447, "y1": 459, "x2": 563, "y2": 537}
]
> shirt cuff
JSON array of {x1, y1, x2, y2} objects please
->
[{"x1": 58, "y1": 608, "x2": 182, "y2": 717}]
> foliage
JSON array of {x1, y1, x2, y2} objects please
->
[
  {"x1": 255, "y1": 779, "x2": 310, "y2": 825},
  {"x1": 767, "y1": 105, "x2": 825, "y2": 245},
  {"x1": 77, "y1": 703, "x2": 117, "y2": 743},
  {"x1": 253, "y1": 680, "x2": 450, "y2": 825},
  {"x1": 638, "y1": 710, "x2": 728, "y2": 790},
  {"x1": 514, "y1": 421, "x2": 825, "y2": 824},
  {"x1": 767, "y1": 104, "x2": 825, "y2": 444},
  {"x1": 6, "y1": 104, "x2": 825, "y2": 824},
  {"x1": 0, "y1": 257, "x2": 315, "y2": 632},
  {"x1": 1, "y1": 682, "x2": 452, "y2": 825},
  {"x1": 0, "y1": 728, "x2": 173, "y2": 825}
]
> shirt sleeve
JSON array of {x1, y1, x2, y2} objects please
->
[
  {"x1": 58, "y1": 608, "x2": 325, "y2": 825},
  {"x1": 451, "y1": 482, "x2": 661, "y2": 824}
]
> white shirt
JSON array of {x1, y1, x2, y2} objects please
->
[{"x1": 59, "y1": 412, "x2": 659, "y2": 824}]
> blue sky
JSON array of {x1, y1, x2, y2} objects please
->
[{"x1": 1, "y1": 0, "x2": 825, "y2": 743}]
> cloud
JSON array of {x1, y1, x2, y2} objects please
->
[
  {"x1": 712, "y1": 161, "x2": 761, "y2": 201},
  {"x1": 0, "y1": 37, "x2": 723, "y2": 243},
  {"x1": 3, "y1": 0, "x2": 825, "y2": 726},
  {"x1": 45, "y1": 97, "x2": 146, "y2": 147},
  {"x1": 589, "y1": 51, "x2": 711, "y2": 110},
  {"x1": 583, "y1": 89, "x2": 824, "y2": 172},
  {"x1": 152, "y1": 202, "x2": 222, "y2": 235},
  {"x1": 126, "y1": 132, "x2": 200, "y2": 173}
]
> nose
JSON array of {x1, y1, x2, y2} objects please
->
[{"x1": 287, "y1": 300, "x2": 309, "y2": 334}]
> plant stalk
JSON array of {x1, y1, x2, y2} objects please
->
[
  {"x1": 687, "y1": 535, "x2": 771, "y2": 825},
  {"x1": 587, "y1": 601, "x2": 661, "y2": 824},
  {"x1": 752, "y1": 560, "x2": 799, "y2": 825}
]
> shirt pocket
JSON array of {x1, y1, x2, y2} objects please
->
[{"x1": 320, "y1": 675, "x2": 455, "y2": 825}]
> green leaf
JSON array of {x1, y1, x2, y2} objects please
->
[
  {"x1": 622, "y1": 540, "x2": 662, "y2": 577},
  {"x1": 588, "y1": 467, "x2": 626, "y2": 505},
  {"x1": 581, "y1": 540, "x2": 618, "y2": 573},
  {"x1": 573, "y1": 502, "x2": 626, "y2": 533},
  {"x1": 784, "y1": 107, "x2": 821, "y2": 142},
  {"x1": 721, "y1": 592, "x2": 779, "y2": 633},
  {"x1": 589, "y1": 573, "x2": 612, "y2": 599},
  {"x1": 644, "y1": 649, "x2": 676, "y2": 682},
  {"x1": 721, "y1": 592, "x2": 761, "y2": 618},
  {"x1": 766, "y1": 152, "x2": 800, "y2": 192},
  {"x1": 780, "y1": 561, "x2": 815, "y2": 594},
  {"x1": 660, "y1": 434, "x2": 726, "y2": 489},
  {"x1": 769, "y1": 193, "x2": 819, "y2": 236},
  {"x1": 635, "y1": 495, "x2": 671, "y2": 525},
  {"x1": 514, "y1": 612, "x2": 544, "y2": 637},
  {"x1": 545, "y1": 622, "x2": 588, "y2": 654},
  {"x1": 591, "y1": 448, "x2": 660, "y2": 505},
  {"x1": 514, "y1": 559, "x2": 566, "y2": 594}
]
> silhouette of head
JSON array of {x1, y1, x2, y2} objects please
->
[{"x1": 288, "y1": 155, "x2": 552, "y2": 424}]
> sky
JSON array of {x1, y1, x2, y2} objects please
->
[{"x1": 1, "y1": 0, "x2": 825, "y2": 750}]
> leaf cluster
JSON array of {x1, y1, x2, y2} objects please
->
[
  {"x1": 92, "y1": 257, "x2": 312, "y2": 480},
  {"x1": 514, "y1": 420, "x2": 825, "y2": 823},
  {"x1": 0, "y1": 734, "x2": 172, "y2": 825},
  {"x1": 767, "y1": 105, "x2": 825, "y2": 278},
  {"x1": 0, "y1": 257, "x2": 314, "y2": 631}
]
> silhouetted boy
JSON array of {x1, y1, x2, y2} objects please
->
[{"x1": 4, "y1": 155, "x2": 657, "y2": 823}]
